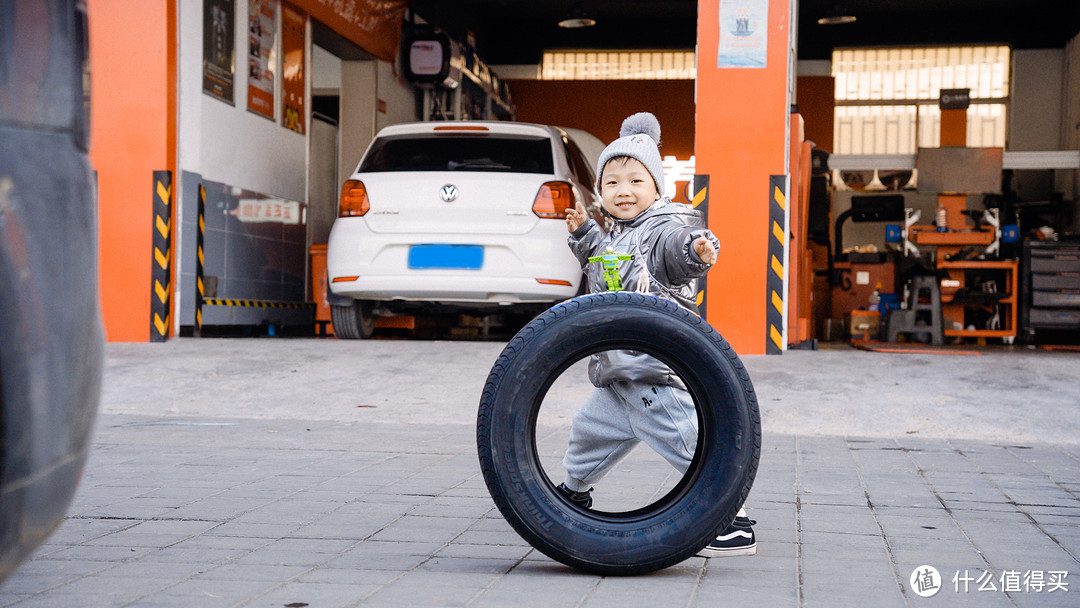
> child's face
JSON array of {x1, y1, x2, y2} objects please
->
[{"x1": 599, "y1": 157, "x2": 660, "y2": 220}]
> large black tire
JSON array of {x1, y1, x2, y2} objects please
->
[
  {"x1": 477, "y1": 292, "x2": 760, "y2": 575},
  {"x1": 330, "y1": 300, "x2": 375, "y2": 339}
]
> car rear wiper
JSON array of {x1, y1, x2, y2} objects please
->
[{"x1": 448, "y1": 159, "x2": 511, "y2": 170}]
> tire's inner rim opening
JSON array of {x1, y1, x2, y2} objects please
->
[{"x1": 531, "y1": 346, "x2": 709, "y2": 518}]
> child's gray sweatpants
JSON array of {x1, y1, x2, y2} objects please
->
[{"x1": 562, "y1": 381, "x2": 698, "y2": 492}]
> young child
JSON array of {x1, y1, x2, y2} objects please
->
[{"x1": 559, "y1": 112, "x2": 757, "y2": 558}]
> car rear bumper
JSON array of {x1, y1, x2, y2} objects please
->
[
  {"x1": 326, "y1": 217, "x2": 583, "y2": 305},
  {"x1": 328, "y1": 274, "x2": 578, "y2": 304}
]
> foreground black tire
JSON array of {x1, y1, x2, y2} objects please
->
[
  {"x1": 477, "y1": 293, "x2": 760, "y2": 575},
  {"x1": 0, "y1": 1, "x2": 101, "y2": 583},
  {"x1": 330, "y1": 300, "x2": 375, "y2": 339}
]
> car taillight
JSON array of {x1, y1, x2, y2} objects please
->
[
  {"x1": 339, "y1": 179, "x2": 369, "y2": 217},
  {"x1": 532, "y1": 181, "x2": 575, "y2": 219}
]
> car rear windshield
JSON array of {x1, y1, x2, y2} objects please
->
[{"x1": 359, "y1": 134, "x2": 554, "y2": 174}]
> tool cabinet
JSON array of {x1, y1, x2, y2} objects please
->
[{"x1": 1021, "y1": 240, "x2": 1080, "y2": 340}]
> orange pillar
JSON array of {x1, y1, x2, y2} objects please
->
[
  {"x1": 88, "y1": 0, "x2": 176, "y2": 341},
  {"x1": 787, "y1": 114, "x2": 812, "y2": 346},
  {"x1": 696, "y1": 0, "x2": 793, "y2": 354},
  {"x1": 940, "y1": 108, "x2": 967, "y2": 147}
]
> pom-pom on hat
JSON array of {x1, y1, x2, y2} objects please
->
[{"x1": 595, "y1": 112, "x2": 665, "y2": 197}]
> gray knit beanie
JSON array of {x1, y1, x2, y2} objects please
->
[{"x1": 595, "y1": 112, "x2": 665, "y2": 197}]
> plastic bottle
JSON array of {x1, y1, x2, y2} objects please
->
[
  {"x1": 936, "y1": 205, "x2": 948, "y2": 232},
  {"x1": 868, "y1": 283, "x2": 881, "y2": 312}
]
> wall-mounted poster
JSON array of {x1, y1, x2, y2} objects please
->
[
  {"x1": 281, "y1": 2, "x2": 305, "y2": 134},
  {"x1": 716, "y1": 0, "x2": 768, "y2": 68},
  {"x1": 247, "y1": 0, "x2": 278, "y2": 119},
  {"x1": 202, "y1": 0, "x2": 235, "y2": 103}
]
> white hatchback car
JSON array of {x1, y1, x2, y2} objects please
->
[{"x1": 326, "y1": 121, "x2": 606, "y2": 338}]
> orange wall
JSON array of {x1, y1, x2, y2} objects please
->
[
  {"x1": 507, "y1": 79, "x2": 696, "y2": 159},
  {"x1": 88, "y1": 1, "x2": 174, "y2": 341},
  {"x1": 796, "y1": 76, "x2": 835, "y2": 153},
  {"x1": 695, "y1": 0, "x2": 792, "y2": 354}
]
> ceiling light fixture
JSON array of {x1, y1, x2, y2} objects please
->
[
  {"x1": 558, "y1": 2, "x2": 596, "y2": 29},
  {"x1": 818, "y1": 14, "x2": 856, "y2": 25},
  {"x1": 817, "y1": 4, "x2": 856, "y2": 25}
]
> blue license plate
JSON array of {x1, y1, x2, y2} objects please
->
[{"x1": 408, "y1": 245, "x2": 484, "y2": 270}]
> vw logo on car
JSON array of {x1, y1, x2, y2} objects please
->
[{"x1": 440, "y1": 184, "x2": 458, "y2": 202}]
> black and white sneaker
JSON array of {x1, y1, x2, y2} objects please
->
[
  {"x1": 697, "y1": 516, "x2": 757, "y2": 557},
  {"x1": 556, "y1": 483, "x2": 593, "y2": 509}
]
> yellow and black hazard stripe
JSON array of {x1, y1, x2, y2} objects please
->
[
  {"x1": 191, "y1": 183, "x2": 313, "y2": 332},
  {"x1": 150, "y1": 171, "x2": 172, "y2": 342},
  {"x1": 194, "y1": 184, "x2": 206, "y2": 336},
  {"x1": 692, "y1": 174, "x2": 709, "y2": 318},
  {"x1": 765, "y1": 175, "x2": 787, "y2": 355},
  {"x1": 203, "y1": 299, "x2": 314, "y2": 309}
]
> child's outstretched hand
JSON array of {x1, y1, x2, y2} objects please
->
[
  {"x1": 566, "y1": 200, "x2": 587, "y2": 232},
  {"x1": 693, "y1": 236, "x2": 718, "y2": 266}
]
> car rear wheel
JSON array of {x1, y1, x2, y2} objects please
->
[{"x1": 330, "y1": 300, "x2": 375, "y2": 339}]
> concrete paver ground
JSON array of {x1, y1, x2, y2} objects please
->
[{"x1": 1, "y1": 339, "x2": 1077, "y2": 607}]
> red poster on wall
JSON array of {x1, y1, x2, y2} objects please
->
[
  {"x1": 281, "y1": 2, "x2": 306, "y2": 134},
  {"x1": 247, "y1": 0, "x2": 277, "y2": 119}
]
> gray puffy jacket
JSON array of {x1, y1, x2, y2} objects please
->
[{"x1": 568, "y1": 198, "x2": 719, "y2": 388}]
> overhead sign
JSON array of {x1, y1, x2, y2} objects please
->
[
  {"x1": 917, "y1": 146, "x2": 1003, "y2": 194},
  {"x1": 290, "y1": 0, "x2": 407, "y2": 63},
  {"x1": 939, "y1": 88, "x2": 971, "y2": 110},
  {"x1": 232, "y1": 197, "x2": 303, "y2": 225},
  {"x1": 410, "y1": 40, "x2": 445, "y2": 76},
  {"x1": 402, "y1": 28, "x2": 462, "y2": 88}
]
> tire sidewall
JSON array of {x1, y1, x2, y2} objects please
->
[{"x1": 481, "y1": 293, "x2": 758, "y2": 574}]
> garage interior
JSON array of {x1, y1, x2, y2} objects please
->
[
  {"x1": 87, "y1": 1, "x2": 1080, "y2": 352},
  {"x1": 409, "y1": 0, "x2": 1080, "y2": 351}
]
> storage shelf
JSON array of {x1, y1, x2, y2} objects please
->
[
  {"x1": 941, "y1": 295, "x2": 1014, "y2": 305},
  {"x1": 911, "y1": 229, "x2": 994, "y2": 246},
  {"x1": 939, "y1": 259, "x2": 1018, "y2": 340},
  {"x1": 1022, "y1": 240, "x2": 1080, "y2": 341},
  {"x1": 938, "y1": 260, "x2": 1018, "y2": 270},
  {"x1": 944, "y1": 329, "x2": 1015, "y2": 338}
]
